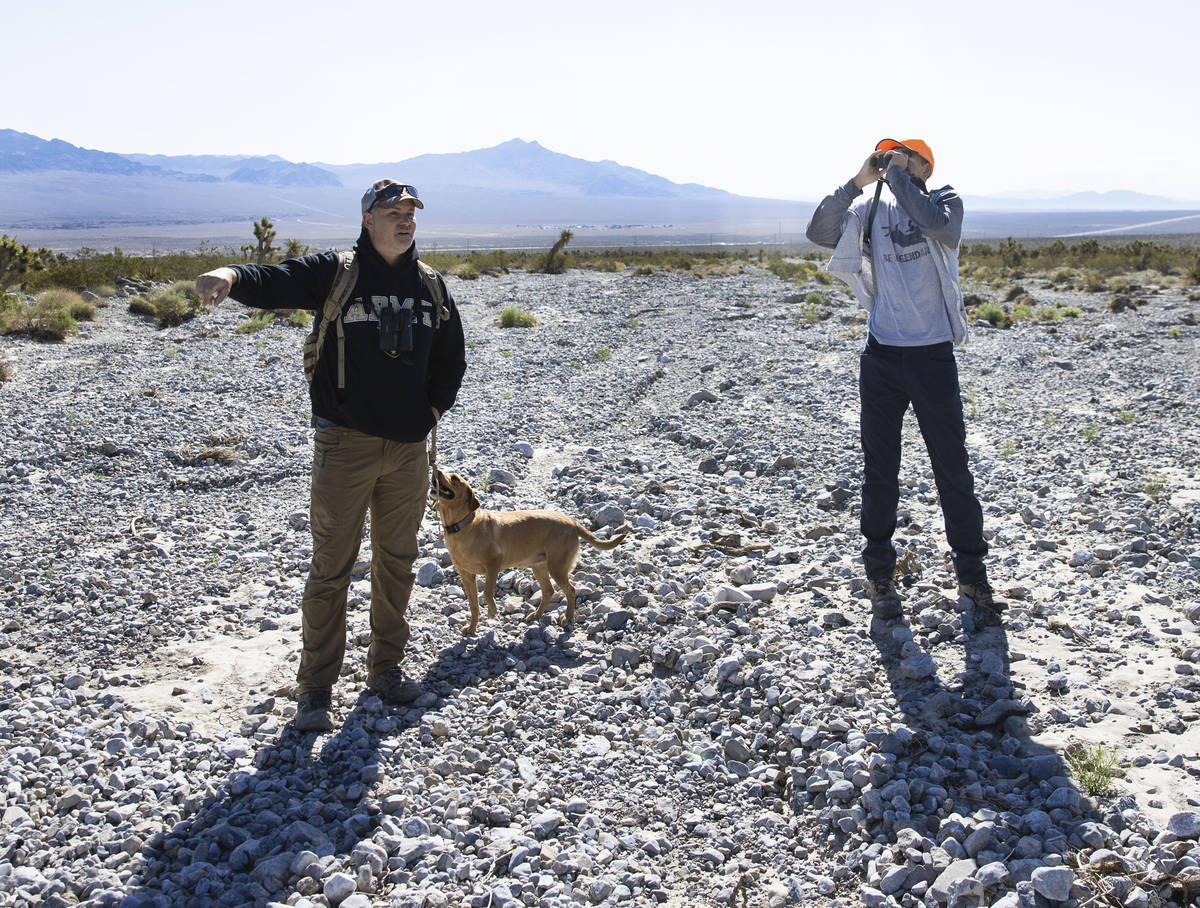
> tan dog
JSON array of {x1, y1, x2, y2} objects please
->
[{"x1": 435, "y1": 470, "x2": 628, "y2": 633}]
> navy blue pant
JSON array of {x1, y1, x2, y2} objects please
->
[{"x1": 859, "y1": 335, "x2": 987, "y2": 584}]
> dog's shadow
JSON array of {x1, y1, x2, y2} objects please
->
[{"x1": 420, "y1": 623, "x2": 587, "y2": 700}]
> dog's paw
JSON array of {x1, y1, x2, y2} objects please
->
[
  {"x1": 460, "y1": 621, "x2": 478, "y2": 635},
  {"x1": 523, "y1": 608, "x2": 545, "y2": 623}
]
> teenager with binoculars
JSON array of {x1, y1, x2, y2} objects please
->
[{"x1": 806, "y1": 138, "x2": 1002, "y2": 628}]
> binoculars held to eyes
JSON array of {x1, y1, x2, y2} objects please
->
[{"x1": 869, "y1": 152, "x2": 895, "y2": 170}]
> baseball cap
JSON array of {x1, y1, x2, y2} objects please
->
[
  {"x1": 361, "y1": 179, "x2": 424, "y2": 214},
  {"x1": 875, "y1": 138, "x2": 934, "y2": 174}
]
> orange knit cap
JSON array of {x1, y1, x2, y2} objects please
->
[{"x1": 876, "y1": 138, "x2": 934, "y2": 175}]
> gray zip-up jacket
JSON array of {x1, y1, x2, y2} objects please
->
[{"x1": 806, "y1": 164, "x2": 969, "y2": 345}]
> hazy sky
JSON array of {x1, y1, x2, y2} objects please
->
[{"x1": 7, "y1": 0, "x2": 1194, "y2": 201}]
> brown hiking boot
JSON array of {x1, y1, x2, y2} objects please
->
[
  {"x1": 367, "y1": 667, "x2": 422, "y2": 705},
  {"x1": 959, "y1": 580, "x2": 1005, "y2": 628},
  {"x1": 866, "y1": 577, "x2": 903, "y2": 620},
  {"x1": 294, "y1": 688, "x2": 333, "y2": 732}
]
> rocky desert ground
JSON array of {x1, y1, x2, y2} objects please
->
[{"x1": 1, "y1": 259, "x2": 1198, "y2": 908}]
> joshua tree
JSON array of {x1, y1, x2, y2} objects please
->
[
  {"x1": 253, "y1": 217, "x2": 278, "y2": 264},
  {"x1": 539, "y1": 229, "x2": 573, "y2": 274},
  {"x1": 284, "y1": 238, "x2": 310, "y2": 259},
  {"x1": 0, "y1": 235, "x2": 45, "y2": 295},
  {"x1": 241, "y1": 217, "x2": 279, "y2": 264}
]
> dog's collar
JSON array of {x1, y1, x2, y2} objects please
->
[{"x1": 442, "y1": 510, "x2": 476, "y2": 535}]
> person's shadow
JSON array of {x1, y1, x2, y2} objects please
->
[
  {"x1": 865, "y1": 589, "x2": 1111, "y2": 904},
  {"x1": 120, "y1": 628, "x2": 584, "y2": 907}
]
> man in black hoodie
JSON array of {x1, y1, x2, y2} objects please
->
[{"x1": 196, "y1": 180, "x2": 467, "y2": 731}]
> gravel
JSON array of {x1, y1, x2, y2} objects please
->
[{"x1": 1, "y1": 264, "x2": 1198, "y2": 907}]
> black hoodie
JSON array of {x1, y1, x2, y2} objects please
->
[{"x1": 230, "y1": 230, "x2": 466, "y2": 442}]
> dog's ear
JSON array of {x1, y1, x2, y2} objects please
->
[{"x1": 468, "y1": 486, "x2": 480, "y2": 511}]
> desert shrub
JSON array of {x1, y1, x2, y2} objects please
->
[
  {"x1": 595, "y1": 346, "x2": 612, "y2": 361},
  {"x1": 128, "y1": 297, "x2": 155, "y2": 317},
  {"x1": 286, "y1": 309, "x2": 312, "y2": 328},
  {"x1": 1003, "y1": 285, "x2": 1026, "y2": 302},
  {"x1": 812, "y1": 270, "x2": 833, "y2": 285},
  {"x1": 1188, "y1": 255, "x2": 1200, "y2": 284},
  {"x1": 1079, "y1": 270, "x2": 1106, "y2": 293},
  {"x1": 0, "y1": 359, "x2": 10, "y2": 383},
  {"x1": 974, "y1": 302, "x2": 1009, "y2": 328},
  {"x1": 148, "y1": 283, "x2": 201, "y2": 328},
  {"x1": 591, "y1": 259, "x2": 620, "y2": 273},
  {"x1": 28, "y1": 298, "x2": 78, "y2": 341},
  {"x1": 673, "y1": 257, "x2": 693, "y2": 271},
  {"x1": 454, "y1": 263, "x2": 480, "y2": 280},
  {"x1": 1066, "y1": 742, "x2": 1122, "y2": 797},
  {"x1": 765, "y1": 257, "x2": 817, "y2": 282},
  {"x1": 1049, "y1": 268, "x2": 1076, "y2": 286},
  {"x1": 1010, "y1": 302, "x2": 1033, "y2": 322},
  {"x1": 633, "y1": 266, "x2": 654, "y2": 277},
  {"x1": 498, "y1": 307, "x2": 538, "y2": 328},
  {"x1": 283, "y1": 238, "x2": 310, "y2": 259},
  {"x1": 235, "y1": 312, "x2": 274, "y2": 334},
  {"x1": 1061, "y1": 306, "x2": 1080, "y2": 318},
  {"x1": 36, "y1": 289, "x2": 95, "y2": 322},
  {"x1": 1033, "y1": 306, "x2": 1060, "y2": 321},
  {"x1": 71, "y1": 300, "x2": 97, "y2": 321}
]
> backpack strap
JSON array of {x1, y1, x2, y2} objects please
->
[
  {"x1": 305, "y1": 250, "x2": 358, "y2": 388},
  {"x1": 417, "y1": 260, "x2": 450, "y2": 328}
]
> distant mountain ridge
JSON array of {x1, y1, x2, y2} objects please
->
[
  {"x1": 0, "y1": 129, "x2": 215, "y2": 182},
  {"x1": 2, "y1": 128, "x2": 1199, "y2": 244},
  {"x1": 321, "y1": 138, "x2": 733, "y2": 199},
  {"x1": 968, "y1": 189, "x2": 1195, "y2": 212}
]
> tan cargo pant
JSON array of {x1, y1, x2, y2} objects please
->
[{"x1": 296, "y1": 427, "x2": 428, "y2": 694}]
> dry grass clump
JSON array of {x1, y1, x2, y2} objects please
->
[
  {"x1": 234, "y1": 312, "x2": 274, "y2": 335},
  {"x1": 498, "y1": 306, "x2": 538, "y2": 328},
  {"x1": 206, "y1": 432, "x2": 245, "y2": 446},
  {"x1": 128, "y1": 297, "x2": 155, "y2": 317},
  {"x1": 0, "y1": 292, "x2": 81, "y2": 341},
  {"x1": 1107, "y1": 295, "x2": 1142, "y2": 313},
  {"x1": 37, "y1": 288, "x2": 96, "y2": 321},
  {"x1": 1066, "y1": 741, "x2": 1123, "y2": 797},
  {"x1": 149, "y1": 282, "x2": 202, "y2": 328},
  {"x1": 180, "y1": 446, "x2": 239, "y2": 466}
]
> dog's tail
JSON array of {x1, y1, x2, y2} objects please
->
[{"x1": 578, "y1": 522, "x2": 629, "y2": 551}]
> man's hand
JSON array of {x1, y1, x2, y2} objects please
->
[
  {"x1": 196, "y1": 267, "x2": 237, "y2": 309},
  {"x1": 431, "y1": 406, "x2": 441, "y2": 422}
]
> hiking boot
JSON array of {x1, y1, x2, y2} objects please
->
[
  {"x1": 294, "y1": 689, "x2": 333, "y2": 732},
  {"x1": 866, "y1": 576, "x2": 902, "y2": 620},
  {"x1": 367, "y1": 667, "x2": 422, "y2": 705},
  {"x1": 959, "y1": 580, "x2": 1005, "y2": 628}
]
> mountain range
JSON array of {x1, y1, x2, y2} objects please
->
[{"x1": 2, "y1": 129, "x2": 1198, "y2": 249}]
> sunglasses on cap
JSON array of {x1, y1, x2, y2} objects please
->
[{"x1": 369, "y1": 183, "x2": 421, "y2": 210}]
